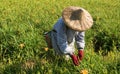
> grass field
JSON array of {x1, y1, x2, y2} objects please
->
[{"x1": 0, "y1": 0, "x2": 120, "y2": 74}]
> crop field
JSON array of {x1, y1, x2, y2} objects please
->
[{"x1": 0, "y1": 0, "x2": 120, "y2": 74}]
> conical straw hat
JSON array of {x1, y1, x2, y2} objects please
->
[{"x1": 62, "y1": 6, "x2": 93, "y2": 31}]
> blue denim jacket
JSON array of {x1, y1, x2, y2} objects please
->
[{"x1": 51, "y1": 18, "x2": 85, "y2": 55}]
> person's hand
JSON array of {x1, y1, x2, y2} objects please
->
[
  {"x1": 70, "y1": 54, "x2": 79, "y2": 66},
  {"x1": 78, "y1": 50, "x2": 84, "y2": 61}
]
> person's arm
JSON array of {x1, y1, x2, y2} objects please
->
[
  {"x1": 55, "y1": 20, "x2": 79, "y2": 65},
  {"x1": 75, "y1": 31, "x2": 85, "y2": 50},
  {"x1": 75, "y1": 32, "x2": 85, "y2": 60},
  {"x1": 53, "y1": 18, "x2": 80, "y2": 65}
]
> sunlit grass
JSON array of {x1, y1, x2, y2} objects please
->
[{"x1": 0, "y1": 0, "x2": 120, "y2": 74}]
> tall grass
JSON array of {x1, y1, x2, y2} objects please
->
[{"x1": 0, "y1": 0, "x2": 120, "y2": 74}]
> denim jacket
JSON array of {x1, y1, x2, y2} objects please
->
[{"x1": 51, "y1": 18, "x2": 85, "y2": 55}]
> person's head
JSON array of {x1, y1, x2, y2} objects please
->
[{"x1": 62, "y1": 6, "x2": 93, "y2": 32}]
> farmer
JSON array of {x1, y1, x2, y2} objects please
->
[{"x1": 44, "y1": 6, "x2": 93, "y2": 66}]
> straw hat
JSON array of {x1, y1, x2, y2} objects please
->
[{"x1": 62, "y1": 6, "x2": 93, "y2": 31}]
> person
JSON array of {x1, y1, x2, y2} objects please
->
[{"x1": 44, "y1": 6, "x2": 93, "y2": 66}]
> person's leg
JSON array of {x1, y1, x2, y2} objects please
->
[{"x1": 44, "y1": 31, "x2": 52, "y2": 48}]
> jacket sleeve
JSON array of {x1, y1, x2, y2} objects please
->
[{"x1": 75, "y1": 32, "x2": 85, "y2": 49}]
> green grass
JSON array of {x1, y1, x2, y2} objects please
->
[{"x1": 0, "y1": 0, "x2": 120, "y2": 74}]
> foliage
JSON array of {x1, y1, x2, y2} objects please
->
[{"x1": 0, "y1": 0, "x2": 120, "y2": 74}]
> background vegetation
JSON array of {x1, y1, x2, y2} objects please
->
[{"x1": 0, "y1": 0, "x2": 120, "y2": 74}]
